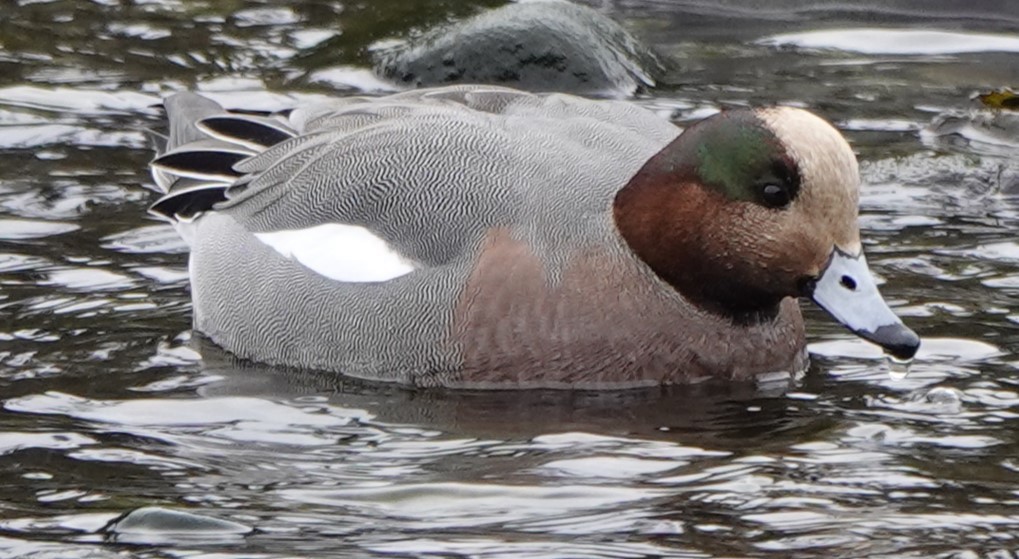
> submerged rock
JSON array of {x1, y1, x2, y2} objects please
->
[
  {"x1": 924, "y1": 109, "x2": 1019, "y2": 157},
  {"x1": 920, "y1": 100, "x2": 1019, "y2": 193},
  {"x1": 373, "y1": 1, "x2": 663, "y2": 97},
  {"x1": 105, "y1": 506, "x2": 253, "y2": 544}
]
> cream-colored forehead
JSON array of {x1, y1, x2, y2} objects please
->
[
  {"x1": 757, "y1": 106, "x2": 862, "y2": 252},
  {"x1": 757, "y1": 106, "x2": 859, "y2": 189}
]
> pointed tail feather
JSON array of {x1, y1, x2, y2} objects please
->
[
  {"x1": 146, "y1": 93, "x2": 296, "y2": 222},
  {"x1": 164, "y1": 93, "x2": 226, "y2": 151}
]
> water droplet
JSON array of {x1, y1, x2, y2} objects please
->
[{"x1": 886, "y1": 354, "x2": 913, "y2": 380}]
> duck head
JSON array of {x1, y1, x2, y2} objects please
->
[{"x1": 614, "y1": 106, "x2": 920, "y2": 360}]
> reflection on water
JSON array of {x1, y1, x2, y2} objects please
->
[
  {"x1": 2, "y1": 0, "x2": 1019, "y2": 557},
  {"x1": 761, "y1": 28, "x2": 1019, "y2": 55}
]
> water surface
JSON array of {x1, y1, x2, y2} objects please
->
[{"x1": 2, "y1": 1, "x2": 1019, "y2": 557}]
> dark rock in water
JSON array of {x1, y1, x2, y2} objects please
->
[
  {"x1": 373, "y1": 1, "x2": 663, "y2": 97},
  {"x1": 105, "y1": 506, "x2": 253, "y2": 544}
]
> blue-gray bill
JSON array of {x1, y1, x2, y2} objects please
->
[{"x1": 809, "y1": 247, "x2": 921, "y2": 360}]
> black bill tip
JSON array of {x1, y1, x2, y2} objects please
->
[{"x1": 860, "y1": 323, "x2": 921, "y2": 360}]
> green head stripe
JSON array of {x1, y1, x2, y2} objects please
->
[{"x1": 694, "y1": 112, "x2": 783, "y2": 202}]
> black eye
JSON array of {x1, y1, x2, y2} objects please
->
[{"x1": 761, "y1": 183, "x2": 791, "y2": 208}]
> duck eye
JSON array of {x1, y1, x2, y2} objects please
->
[{"x1": 761, "y1": 183, "x2": 790, "y2": 208}]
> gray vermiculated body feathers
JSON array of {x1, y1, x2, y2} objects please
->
[{"x1": 154, "y1": 86, "x2": 681, "y2": 386}]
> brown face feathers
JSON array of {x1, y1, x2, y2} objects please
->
[{"x1": 613, "y1": 106, "x2": 862, "y2": 320}]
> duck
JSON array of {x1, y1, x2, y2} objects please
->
[{"x1": 147, "y1": 84, "x2": 920, "y2": 389}]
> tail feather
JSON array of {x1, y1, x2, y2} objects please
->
[
  {"x1": 146, "y1": 93, "x2": 294, "y2": 223},
  {"x1": 144, "y1": 129, "x2": 169, "y2": 157},
  {"x1": 164, "y1": 93, "x2": 225, "y2": 151}
]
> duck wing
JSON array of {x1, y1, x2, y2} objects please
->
[{"x1": 149, "y1": 86, "x2": 679, "y2": 272}]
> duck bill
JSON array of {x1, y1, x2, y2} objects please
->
[{"x1": 808, "y1": 247, "x2": 920, "y2": 360}]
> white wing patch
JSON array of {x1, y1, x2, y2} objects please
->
[{"x1": 255, "y1": 224, "x2": 417, "y2": 282}]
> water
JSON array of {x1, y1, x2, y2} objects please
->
[{"x1": 2, "y1": 1, "x2": 1019, "y2": 557}]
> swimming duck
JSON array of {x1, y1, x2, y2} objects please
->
[{"x1": 147, "y1": 85, "x2": 920, "y2": 389}]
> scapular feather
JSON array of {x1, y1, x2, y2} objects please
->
[
  {"x1": 198, "y1": 115, "x2": 296, "y2": 150},
  {"x1": 152, "y1": 150, "x2": 249, "y2": 182},
  {"x1": 149, "y1": 181, "x2": 229, "y2": 220}
]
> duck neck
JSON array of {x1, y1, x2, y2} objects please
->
[{"x1": 613, "y1": 162, "x2": 786, "y2": 324}]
